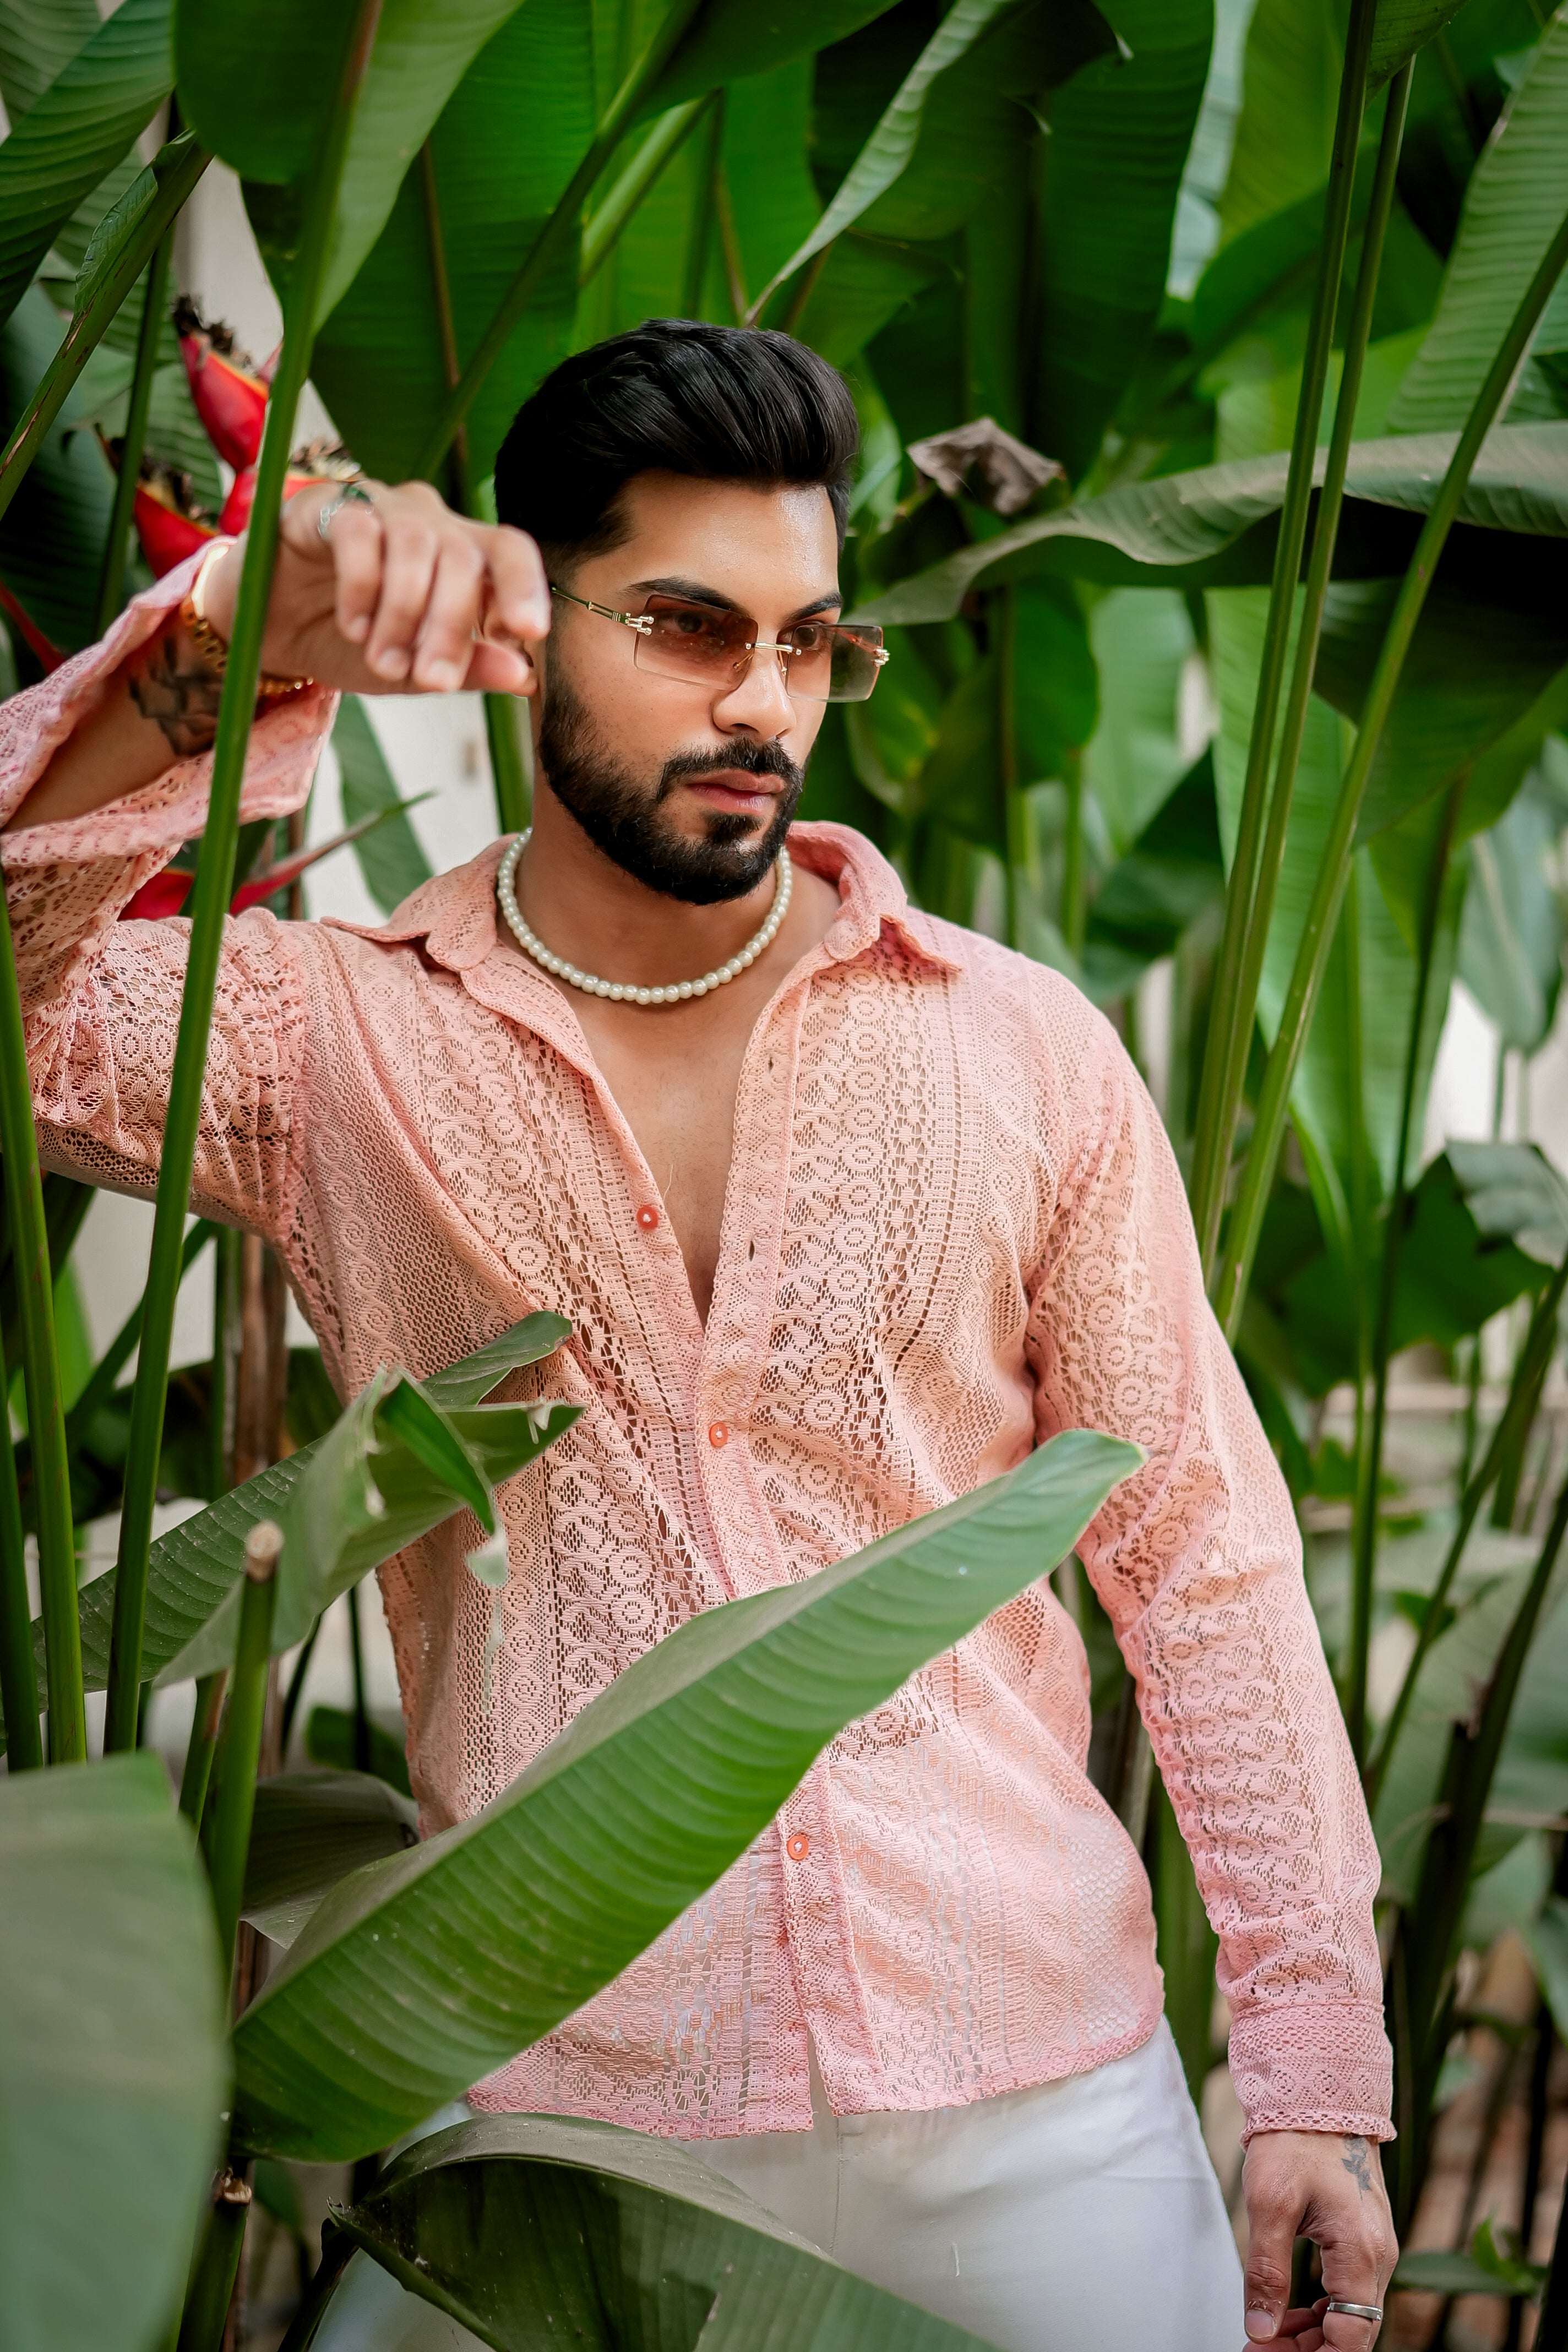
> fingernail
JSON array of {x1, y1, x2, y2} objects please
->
[
  {"x1": 373, "y1": 646, "x2": 409, "y2": 679},
  {"x1": 1245, "y1": 2314, "x2": 1277, "y2": 2342},
  {"x1": 423, "y1": 659, "x2": 461, "y2": 690},
  {"x1": 343, "y1": 614, "x2": 368, "y2": 641}
]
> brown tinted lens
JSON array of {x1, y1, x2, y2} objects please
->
[
  {"x1": 635, "y1": 596, "x2": 750, "y2": 683},
  {"x1": 782, "y1": 622, "x2": 884, "y2": 704}
]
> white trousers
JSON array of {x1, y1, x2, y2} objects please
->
[{"x1": 315, "y1": 2020, "x2": 1243, "y2": 2352}]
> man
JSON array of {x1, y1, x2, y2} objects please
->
[{"x1": 7, "y1": 320, "x2": 1393, "y2": 2349}]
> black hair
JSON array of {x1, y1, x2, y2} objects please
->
[{"x1": 492, "y1": 319, "x2": 860, "y2": 559}]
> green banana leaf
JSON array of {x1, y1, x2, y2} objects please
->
[
  {"x1": 332, "y1": 698, "x2": 433, "y2": 915},
  {"x1": 1390, "y1": 8, "x2": 1568, "y2": 435},
  {"x1": 0, "y1": 1754, "x2": 226, "y2": 2352},
  {"x1": 231, "y1": 1427, "x2": 1139, "y2": 2160},
  {"x1": 1368, "y1": 0, "x2": 1471, "y2": 91},
  {"x1": 852, "y1": 420, "x2": 1568, "y2": 619},
  {"x1": 0, "y1": 281, "x2": 114, "y2": 650},
  {"x1": 306, "y1": 1701, "x2": 415, "y2": 1795},
  {"x1": 155, "y1": 1374, "x2": 580, "y2": 1686},
  {"x1": 0, "y1": 0, "x2": 170, "y2": 330},
  {"x1": 753, "y1": 0, "x2": 1025, "y2": 315},
  {"x1": 639, "y1": 0, "x2": 902, "y2": 118},
  {"x1": 1030, "y1": 0, "x2": 1213, "y2": 479},
  {"x1": 0, "y1": 1314, "x2": 571, "y2": 1749},
  {"x1": 0, "y1": 0, "x2": 101, "y2": 121},
  {"x1": 1218, "y1": 0, "x2": 1342, "y2": 244},
  {"x1": 319, "y1": 2113, "x2": 1006, "y2": 2351},
  {"x1": 301, "y1": 0, "x2": 594, "y2": 484},
  {"x1": 1458, "y1": 767, "x2": 1566, "y2": 1052},
  {"x1": 242, "y1": 1770, "x2": 418, "y2": 1950}
]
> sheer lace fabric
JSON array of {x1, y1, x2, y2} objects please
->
[{"x1": 1, "y1": 569, "x2": 1391, "y2": 2143}]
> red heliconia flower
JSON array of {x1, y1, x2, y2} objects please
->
[
  {"x1": 119, "y1": 805, "x2": 424, "y2": 924},
  {"x1": 173, "y1": 295, "x2": 271, "y2": 473},
  {"x1": 0, "y1": 579, "x2": 64, "y2": 671},
  {"x1": 132, "y1": 471, "x2": 219, "y2": 577},
  {"x1": 218, "y1": 448, "x2": 352, "y2": 537}
]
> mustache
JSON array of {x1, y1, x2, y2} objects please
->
[{"x1": 656, "y1": 740, "x2": 803, "y2": 798}]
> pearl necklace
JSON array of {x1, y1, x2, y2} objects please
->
[{"x1": 496, "y1": 830, "x2": 793, "y2": 1006}]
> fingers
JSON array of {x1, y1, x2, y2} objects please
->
[
  {"x1": 1242, "y1": 2168, "x2": 1299, "y2": 2342},
  {"x1": 302, "y1": 479, "x2": 549, "y2": 694}
]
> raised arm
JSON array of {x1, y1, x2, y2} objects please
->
[
  {"x1": 10, "y1": 477, "x2": 549, "y2": 833},
  {"x1": 1024, "y1": 999, "x2": 1395, "y2": 2350},
  {"x1": 1, "y1": 478, "x2": 549, "y2": 1229}
]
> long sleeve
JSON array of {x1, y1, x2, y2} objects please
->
[
  {"x1": 0, "y1": 553, "x2": 334, "y2": 1236},
  {"x1": 1025, "y1": 1008, "x2": 1392, "y2": 2144}
]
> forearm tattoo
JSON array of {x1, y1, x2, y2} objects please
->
[
  {"x1": 1342, "y1": 2136, "x2": 1375, "y2": 2197},
  {"x1": 128, "y1": 629, "x2": 224, "y2": 759}
]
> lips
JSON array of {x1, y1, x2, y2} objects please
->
[{"x1": 684, "y1": 773, "x2": 783, "y2": 813}]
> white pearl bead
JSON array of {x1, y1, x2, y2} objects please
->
[
  {"x1": 678, "y1": 982, "x2": 693, "y2": 999},
  {"x1": 635, "y1": 987, "x2": 651, "y2": 1005}
]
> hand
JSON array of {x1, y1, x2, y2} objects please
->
[
  {"x1": 1241, "y1": 2131, "x2": 1396, "y2": 2350},
  {"x1": 201, "y1": 478, "x2": 551, "y2": 698}
]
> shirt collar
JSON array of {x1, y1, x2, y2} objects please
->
[{"x1": 325, "y1": 823, "x2": 963, "y2": 994}]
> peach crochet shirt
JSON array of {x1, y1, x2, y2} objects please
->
[{"x1": 3, "y1": 559, "x2": 1391, "y2": 2144}]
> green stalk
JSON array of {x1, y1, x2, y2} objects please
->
[
  {"x1": 1366, "y1": 1252, "x2": 1568, "y2": 1806},
  {"x1": 580, "y1": 99, "x2": 706, "y2": 287},
  {"x1": 64, "y1": 1218, "x2": 215, "y2": 1449},
  {"x1": 206, "y1": 1522, "x2": 281, "y2": 1974},
  {"x1": 104, "y1": 4, "x2": 384, "y2": 1754},
  {"x1": 175, "y1": 2174, "x2": 253, "y2": 2352},
  {"x1": 1213, "y1": 57, "x2": 1413, "y2": 1299},
  {"x1": 411, "y1": 0, "x2": 708, "y2": 480},
  {"x1": 1343, "y1": 769, "x2": 1464, "y2": 1763},
  {"x1": 0, "y1": 1335, "x2": 42, "y2": 1770},
  {"x1": 95, "y1": 231, "x2": 173, "y2": 634},
  {"x1": 417, "y1": 139, "x2": 533, "y2": 837},
  {"x1": 1211, "y1": 203, "x2": 1568, "y2": 1342},
  {"x1": 0, "y1": 135, "x2": 208, "y2": 535},
  {"x1": 1386, "y1": 1467, "x2": 1568, "y2": 2229},
  {"x1": 0, "y1": 885, "x2": 81, "y2": 1760},
  {"x1": 277, "y1": 1614, "x2": 320, "y2": 1757},
  {"x1": 1186, "y1": 0, "x2": 1379, "y2": 1274},
  {"x1": 178, "y1": 1668, "x2": 227, "y2": 1831},
  {"x1": 347, "y1": 1581, "x2": 371, "y2": 1772}
]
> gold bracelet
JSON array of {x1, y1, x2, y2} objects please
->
[{"x1": 178, "y1": 541, "x2": 313, "y2": 700}]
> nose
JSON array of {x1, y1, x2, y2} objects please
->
[{"x1": 712, "y1": 642, "x2": 797, "y2": 740}]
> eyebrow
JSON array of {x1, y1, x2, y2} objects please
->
[{"x1": 628, "y1": 575, "x2": 844, "y2": 624}]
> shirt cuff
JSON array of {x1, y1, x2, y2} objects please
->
[{"x1": 1228, "y1": 2001, "x2": 1395, "y2": 2144}]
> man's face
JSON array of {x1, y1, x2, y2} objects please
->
[{"x1": 531, "y1": 471, "x2": 840, "y2": 905}]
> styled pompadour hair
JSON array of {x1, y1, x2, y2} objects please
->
[{"x1": 492, "y1": 319, "x2": 860, "y2": 557}]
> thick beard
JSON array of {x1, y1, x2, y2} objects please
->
[{"x1": 536, "y1": 669, "x2": 804, "y2": 906}]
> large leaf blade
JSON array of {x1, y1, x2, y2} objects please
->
[
  {"x1": 1389, "y1": 11, "x2": 1568, "y2": 435},
  {"x1": 0, "y1": 1755, "x2": 226, "y2": 2352},
  {"x1": 853, "y1": 420, "x2": 1568, "y2": 619},
  {"x1": 231, "y1": 1428, "x2": 1140, "y2": 2160},
  {"x1": 0, "y1": 1315, "x2": 570, "y2": 1746},
  {"x1": 0, "y1": 0, "x2": 171, "y2": 329},
  {"x1": 330, "y1": 2114, "x2": 1005, "y2": 2350}
]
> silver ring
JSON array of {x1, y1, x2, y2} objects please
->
[
  {"x1": 1324, "y1": 2302, "x2": 1382, "y2": 2324},
  {"x1": 317, "y1": 480, "x2": 376, "y2": 540}
]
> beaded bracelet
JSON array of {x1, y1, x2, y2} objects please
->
[{"x1": 177, "y1": 541, "x2": 312, "y2": 700}]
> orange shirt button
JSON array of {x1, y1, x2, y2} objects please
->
[
  {"x1": 787, "y1": 1832, "x2": 811, "y2": 1862},
  {"x1": 707, "y1": 1421, "x2": 729, "y2": 1449},
  {"x1": 636, "y1": 1204, "x2": 659, "y2": 1231}
]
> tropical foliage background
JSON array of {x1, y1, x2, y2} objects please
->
[{"x1": 2, "y1": 0, "x2": 1568, "y2": 2345}]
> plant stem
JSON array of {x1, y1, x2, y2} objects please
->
[
  {"x1": 1210, "y1": 57, "x2": 1412, "y2": 1299},
  {"x1": 1366, "y1": 1252, "x2": 1568, "y2": 1805},
  {"x1": 207, "y1": 1524, "x2": 281, "y2": 1977},
  {"x1": 1211, "y1": 202, "x2": 1568, "y2": 1342},
  {"x1": 348, "y1": 1581, "x2": 372, "y2": 1772},
  {"x1": 580, "y1": 99, "x2": 706, "y2": 286},
  {"x1": 95, "y1": 232, "x2": 173, "y2": 634},
  {"x1": 175, "y1": 2175, "x2": 253, "y2": 2352},
  {"x1": 1186, "y1": 0, "x2": 1379, "y2": 1275},
  {"x1": 1344, "y1": 767, "x2": 1464, "y2": 1763},
  {"x1": 412, "y1": 0, "x2": 708, "y2": 480},
  {"x1": 0, "y1": 886, "x2": 82, "y2": 1760},
  {"x1": 0, "y1": 136, "x2": 208, "y2": 535},
  {"x1": 105, "y1": 10, "x2": 383, "y2": 1754},
  {"x1": 0, "y1": 1334, "x2": 42, "y2": 1770},
  {"x1": 178, "y1": 1668, "x2": 227, "y2": 1830}
]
